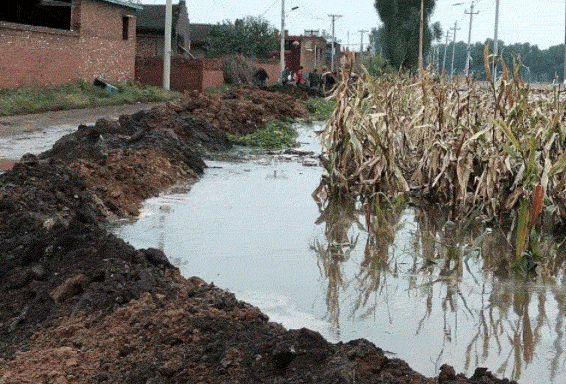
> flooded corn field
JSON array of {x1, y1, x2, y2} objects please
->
[{"x1": 111, "y1": 122, "x2": 566, "y2": 384}]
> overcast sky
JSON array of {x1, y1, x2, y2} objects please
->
[{"x1": 141, "y1": 1, "x2": 566, "y2": 50}]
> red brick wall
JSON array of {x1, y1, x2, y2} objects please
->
[
  {"x1": 256, "y1": 61, "x2": 280, "y2": 85},
  {"x1": 0, "y1": 22, "x2": 81, "y2": 89},
  {"x1": 136, "y1": 56, "x2": 281, "y2": 92},
  {"x1": 202, "y1": 69, "x2": 224, "y2": 90},
  {"x1": 137, "y1": 35, "x2": 162, "y2": 58},
  {"x1": 135, "y1": 57, "x2": 203, "y2": 92},
  {"x1": 0, "y1": 0, "x2": 137, "y2": 90},
  {"x1": 201, "y1": 58, "x2": 224, "y2": 90}
]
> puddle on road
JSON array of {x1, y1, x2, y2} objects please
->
[
  {"x1": 109, "y1": 121, "x2": 565, "y2": 383},
  {"x1": 0, "y1": 124, "x2": 76, "y2": 160}
]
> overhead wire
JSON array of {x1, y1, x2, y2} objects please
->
[{"x1": 260, "y1": 0, "x2": 279, "y2": 18}]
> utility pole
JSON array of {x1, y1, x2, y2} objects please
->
[
  {"x1": 163, "y1": 0, "x2": 172, "y2": 90},
  {"x1": 493, "y1": 0, "x2": 500, "y2": 82},
  {"x1": 465, "y1": 2, "x2": 479, "y2": 76},
  {"x1": 450, "y1": 21, "x2": 460, "y2": 78},
  {"x1": 280, "y1": 3, "x2": 299, "y2": 82},
  {"x1": 442, "y1": 30, "x2": 451, "y2": 75},
  {"x1": 563, "y1": 0, "x2": 566, "y2": 83},
  {"x1": 280, "y1": 0, "x2": 285, "y2": 82},
  {"x1": 329, "y1": 14, "x2": 342, "y2": 71},
  {"x1": 418, "y1": 0, "x2": 424, "y2": 74},
  {"x1": 359, "y1": 29, "x2": 368, "y2": 61}
]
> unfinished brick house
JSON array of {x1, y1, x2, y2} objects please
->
[
  {"x1": 136, "y1": 0, "x2": 190, "y2": 58},
  {"x1": 135, "y1": 1, "x2": 225, "y2": 92},
  {"x1": 0, "y1": 0, "x2": 141, "y2": 90}
]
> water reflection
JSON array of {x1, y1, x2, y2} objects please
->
[
  {"x1": 312, "y1": 197, "x2": 361, "y2": 335},
  {"x1": 112, "y1": 121, "x2": 566, "y2": 383},
  {"x1": 312, "y1": 196, "x2": 566, "y2": 382}
]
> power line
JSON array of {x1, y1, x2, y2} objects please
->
[{"x1": 260, "y1": 0, "x2": 279, "y2": 17}]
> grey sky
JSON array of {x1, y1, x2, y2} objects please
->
[{"x1": 144, "y1": 1, "x2": 565, "y2": 50}]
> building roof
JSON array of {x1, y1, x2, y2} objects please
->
[
  {"x1": 137, "y1": 1, "x2": 183, "y2": 31},
  {"x1": 98, "y1": 0, "x2": 143, "y2": 10},
  {"x1": 190, "y1": 23, "x2": 214, "y2": 44}
]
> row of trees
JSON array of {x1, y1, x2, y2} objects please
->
[
  {"x1": 372, "y1": 0, "x2": 565, "y2": 83},
  {"x1": 431, "y1": 40, "x2": 565, "y2": 83}
]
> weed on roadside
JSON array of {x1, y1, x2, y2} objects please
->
[
  {"x1": 0, "y1": 81, "x2": 178, "y2": 116},
  {"x1": 228, "y1": 118, "x2": 298, "y2": 149}
]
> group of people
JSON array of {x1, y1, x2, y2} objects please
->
[
  {"x1": 253, "y1": 65, "x2": 338, "y2": 94},
  {"x1": 281, "y1": 66, "x2": 337, "y2": 93}
]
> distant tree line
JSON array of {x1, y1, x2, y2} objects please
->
[
  {"x1": 208, "y1": 16, "x2": 278, "y2": 58},
  {"x1": 370, "y1": 0, "x2": 563, "y2": 82},
  {"x1": 428, "y1": 40, "x2": 565, "y2": 83}
]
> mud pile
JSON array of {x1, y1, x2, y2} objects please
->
[
  {"x1": 182, "y1": 86, "x2": 308, "y2": 135},
  {"x1": 0, "y1": 87, "x2": 516, "y2": 383}
]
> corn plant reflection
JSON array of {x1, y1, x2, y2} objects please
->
[{"x1": 311, "y1": 193, "x2": 566, "y2": 382}]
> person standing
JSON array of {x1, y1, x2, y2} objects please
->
[
  {"x1": 254, "y1": 68, "x2": 269, "y2": 89},
  {"x1": 322, "y1": 70, "x2": 337, "y2": 94},
  {"x1": 308, "y1": 68, "x2": 321, "y2": 89},
  {"x1": 294, "y1": 66, "x2": 305, "y2": 86},
  {"x1": 281, "y1": 67, "x2": 290, "y2": 85}
]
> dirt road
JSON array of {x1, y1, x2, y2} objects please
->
[
  {"x1": 0, "y1": 102, "x2": 165, "y2": 137},
  {"x1": 0, "y1": 102, "x2": 165, "y2": 170}
]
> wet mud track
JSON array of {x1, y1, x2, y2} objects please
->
[{"x1": 0, "y1": 87, "x2": 516, "y2": 383}]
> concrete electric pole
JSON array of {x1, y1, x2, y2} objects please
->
[
  {"x1": 418, "y1": 0, "x2": 424, "y2": 74},
  {"x1": 163, "y1": 0, "x2": 172, "y2": 90},
  {"x1": 359, "y1": 29, "x2": 368, "y2": 61},
  {"x1": 493, "y1": 0, "x2": 500, "y2": 82},
  {"x1": 280, "y1": 1, "x2": 298, "y2": 82},
  {"x1": 450, "y1": 21, "x2": 460, "y2": 78},
  {"x1": 280, "y1": 0, "x2": 286, "y2": 81},
  {"x1": 464, "y1": 2, "x2": 479, "y2": 76},
  {"x1": 442, "y1": 30, "x2": 451, "y2": 75},
  {"x1": 328, "y1": 14, "x2": 342, "y2": 71}
]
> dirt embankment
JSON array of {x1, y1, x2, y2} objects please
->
[{"x1": 0, "y1": 87, "x2": 515, "y2": 383}]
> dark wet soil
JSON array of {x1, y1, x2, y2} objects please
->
[{"x1": 0, "y1": 86, "x2": 516, "y2": 383}]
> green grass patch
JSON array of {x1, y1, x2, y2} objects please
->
[
  {"x1": 305, "y1": 97, "x2": 336, "y2": 121},
  {"x1": 228, "y1": 119, "x2": 298, "y2": 149},
  {"x1": 0, "y1": 81, "x2": 179, "y2": 116}
]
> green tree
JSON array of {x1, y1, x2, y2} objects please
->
[
  {"x1": 374, "y1": 0, "x2": 436, "y2": 70},
  {"x1": 208, "y1": 16, "x2": 278, "y2": 58},
  {"x1": 369, "y1": 26, "x2": 385, "y2": 55}
]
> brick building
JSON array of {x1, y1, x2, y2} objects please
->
[
  {"x1": 283, "y1": 34, "x2": 332, "y2": 75},
  {"x1": 136, "y1": 0, "x2": 190, "y2": 58},
  {"x1": 0, "y1": 0, "x2": 141, "y2": 90}
]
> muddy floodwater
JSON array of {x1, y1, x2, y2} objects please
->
[
  {"x1": 2, "y1": 118, "x2": 565, "y2": 383},
  {"x1": 109, "y1": 122, "x2": 566, "y2": 384}
]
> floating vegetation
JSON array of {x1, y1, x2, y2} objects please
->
[
  {"x1": 228, "y1": 118, "x2": 298, "y2": 149},
  {"x1": 305, "y1": 97, "x2": 336, "y2": 122},
  {"x1": 317, "y1": 50, "x2": 566, "y2": 271}
]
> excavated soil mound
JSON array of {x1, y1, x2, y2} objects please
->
[
  {"x1": 268, "y1": 84, "x2": 326, "y2": 99},
  {"x1": 0, "y1": 88, "x2": 516, "y2": 384},
  {"x1": 181, "y1": 86, "x2": 308, "y2": 135}
]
